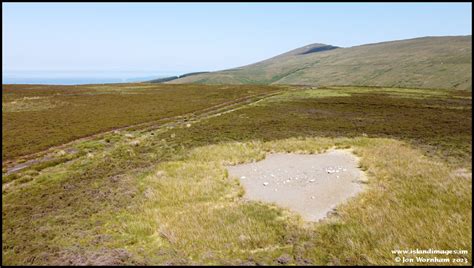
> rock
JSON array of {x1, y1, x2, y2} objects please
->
[
  {"x1": 240, "y1": 176, "x2": 246, "y2": 179},
  {"x1": 276, "y1": 254, "x2": 292, "y2": 265},
  {"x1": 309, "y1": 179, "x2": 315, "y2": 182},
  {"x1": 263, "y1": 182, "x2": 269, "y2": 186},
  {"x1": 130, "y1": 140, "x2": 140, "y2": 146},
  {"x1": 186, "y1": 123, "x2": 191, "y2": 128}
]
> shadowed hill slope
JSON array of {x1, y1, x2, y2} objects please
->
[{"x1": 169, "y1": 36, "x2": 472, "y2": 90}]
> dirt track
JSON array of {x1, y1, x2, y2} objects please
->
[{"x1": 3, "y1": 90, "x2": 285, "y2": 176}]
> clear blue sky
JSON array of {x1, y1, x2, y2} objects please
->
[{"x1": 3, "y1": 3, "x2": 472, "y2": 74}]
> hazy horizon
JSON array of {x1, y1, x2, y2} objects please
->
[{"x1": 2, "y1": 70, "x2": 181, "y2": 85}]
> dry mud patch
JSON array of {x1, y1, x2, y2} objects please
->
[{"x1": 227, "y1": 149, "x2": 366, "y2": 222}]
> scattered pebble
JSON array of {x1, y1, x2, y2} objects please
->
[
  {"x1": 326, "y1": 166, "x2": 347, "y2": 174},
  {"x1": 226, "y1": 151, "x2": 363, "y2": 222},
  {"x1": 240, "y1": 176, "x2": 246, "y2": 179}
]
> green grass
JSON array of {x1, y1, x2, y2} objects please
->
[
  {"x1": 170, "y1": 36, "x2": 472, "y2": 91},
  {"x1": 2, "y1": 85, "x2": 471, "y2": 265}
]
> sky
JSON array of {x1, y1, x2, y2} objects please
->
[{"x1": 2, "y1": 3, "x2": 472, "y2": 75}]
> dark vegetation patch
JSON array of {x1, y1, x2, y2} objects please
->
[
  {"x1": 147, "y1": 76, "x2": 180, "y2": 83},
  {"x1": 148, "y1": 72, "x2": 210, "y2": 83},
  {"x1": 299, "y1": 45, "x2": 339, "y2": 55},
  {"x1": 2, "y1": 83, "x2": 279, "y2": 161},
  {"x1": 158, "y1": 90, "x2": 472, "y2": 166}
]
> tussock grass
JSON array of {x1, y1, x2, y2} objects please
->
[
  {"x1": 3, "y1": 135, "x2": 471, "y2": 265},
  {"x1": 105, "y1": 137, "x2": 471, "y2": 265}
]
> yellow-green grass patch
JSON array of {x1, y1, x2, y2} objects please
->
[{"x1": 108, "y1": 137, "x2": 471, "y2": 265}]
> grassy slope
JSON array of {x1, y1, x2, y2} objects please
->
[
  {"x1": 2, "y1": 86, "x2": 471, "y2": 265},
  {"x1": 2, "y1": 83, "x2": 279, "y2": 161},
  {"x1": 169, "y1": 36, "x2": 472, "y2": 90}
]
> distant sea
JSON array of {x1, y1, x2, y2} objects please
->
[{"x1": 2, "y1": 71, "x2": 181, "y2": 85}]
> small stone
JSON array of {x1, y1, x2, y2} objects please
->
[
  {"x1": 276, "y1": 254, "x2": 291, "y2": 264},
  {"x1": 309, "y1": 179, "x2": 315, "y2": 182},
  {"x1": 263, "y1": 182, "x2": 269, "y2": 186},
  {"x1": 311, "y1": 196, "x2": 315, "y2": 199},
  {"x1": 130, "y1": 140, "x2": 140, "y2": 146},
  {"x1": 186, "y1": 123, "x2": 191, "y2": 128},
  {"x1": 240, "y1": 176, "x2": 246, "y2": 179}
]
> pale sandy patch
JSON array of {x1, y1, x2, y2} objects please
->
[{"x1": 227, "y1": 150, "x2": 366, "y2": 222}]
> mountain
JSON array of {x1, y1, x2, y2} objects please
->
[{"x1": 168, "y1": 36, "x2": 472, "y2": 90}]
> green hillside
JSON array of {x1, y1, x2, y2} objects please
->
[{"x1": 169, "y1": 36, "x2": 472, "y2": 90}]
